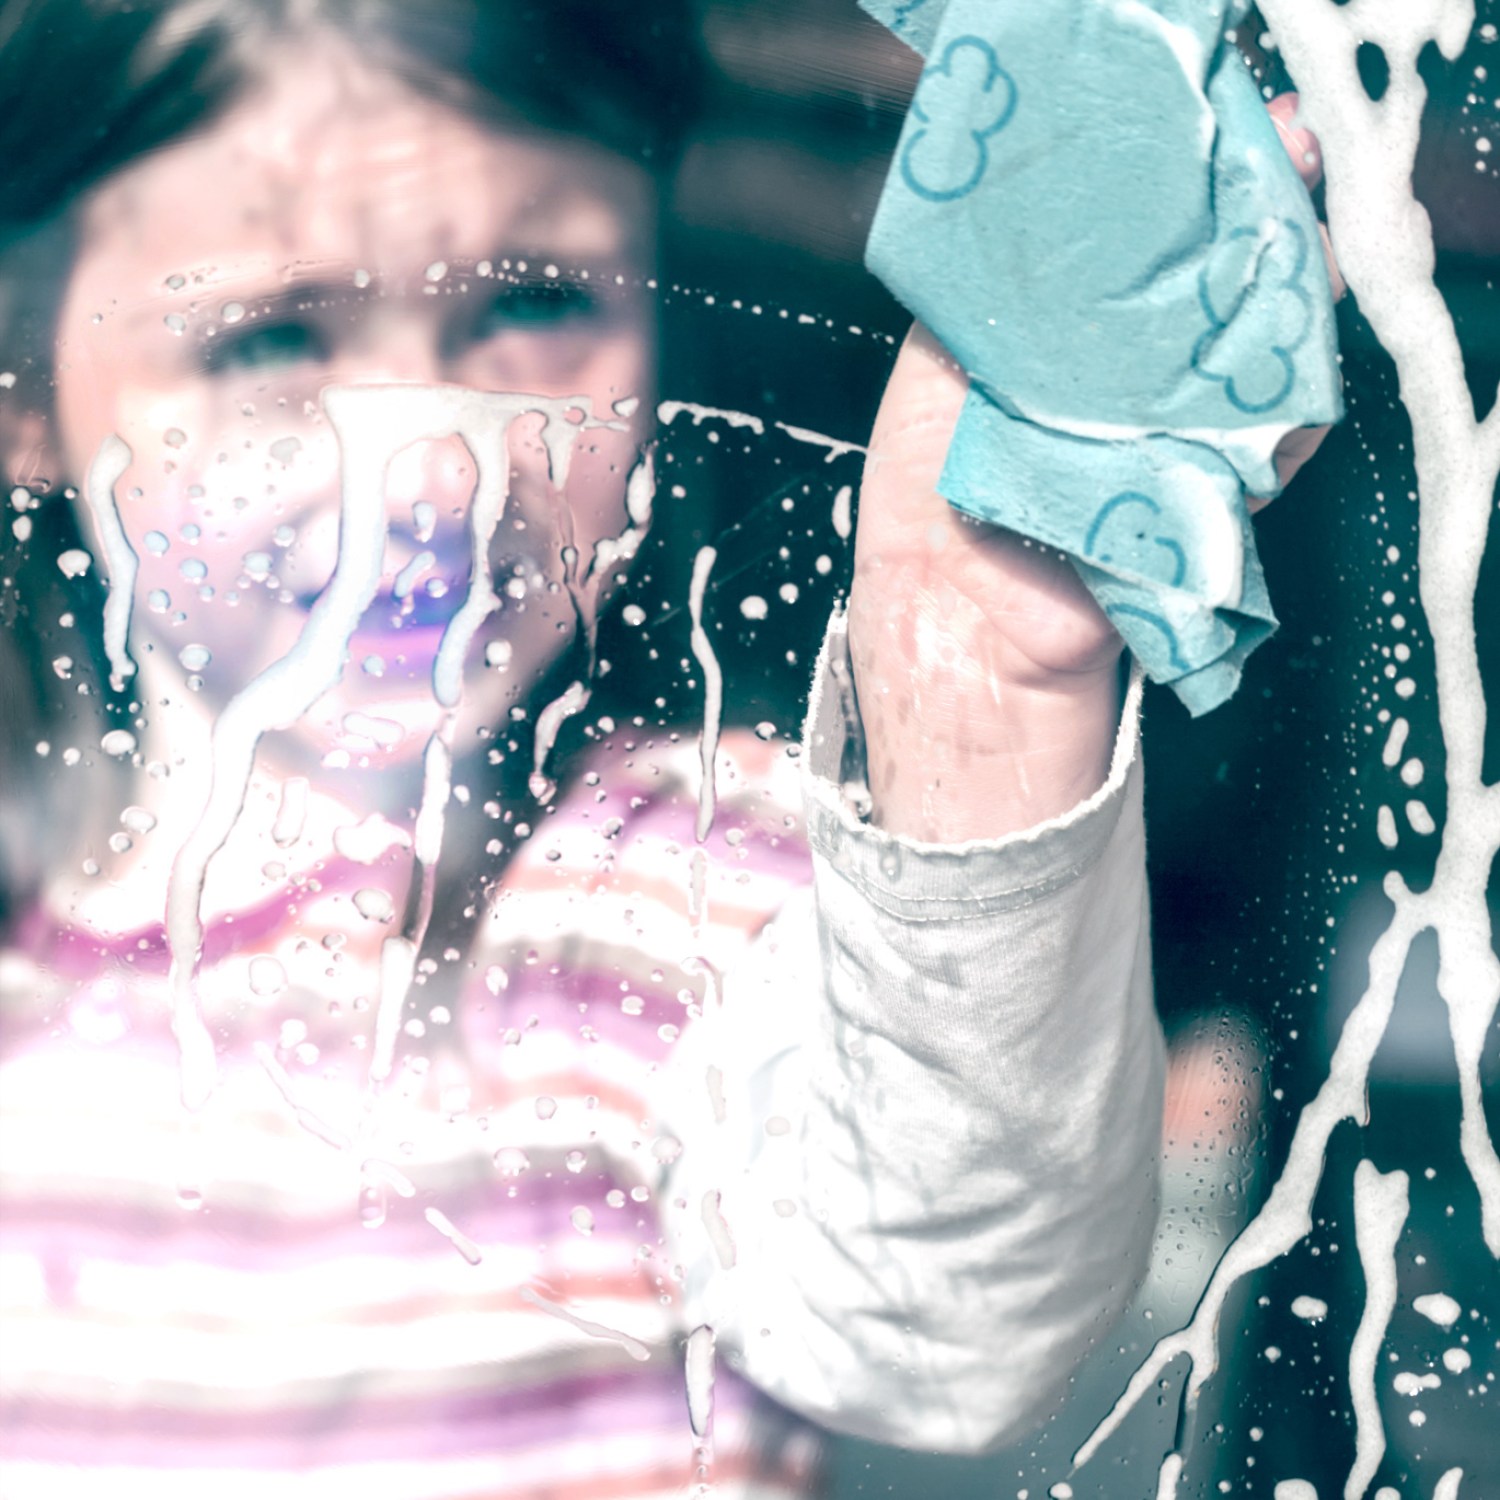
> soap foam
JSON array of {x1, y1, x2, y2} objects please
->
[{"x1": 1075, "y1": 0, "x2": 1500, "y2": 1480}]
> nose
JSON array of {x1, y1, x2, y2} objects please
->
[
  {"x1": 383, "y1": 435, "x2": 474, "y2": 510},
  {"x1": 325, "y1": 309, "x2": 481, "y2": 531}
]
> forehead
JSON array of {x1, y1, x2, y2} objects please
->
[{"x1": 65, "y1": 46, "x2": 655, "y2": 310}]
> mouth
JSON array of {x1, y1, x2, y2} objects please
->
[
  {"x1": 286, "y1": 555, "x2": 552, "y2": 684},
  {"x1": 295, "y1": 551, "x2": 542, "y2": 639}
]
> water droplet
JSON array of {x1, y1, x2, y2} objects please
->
[
  {"x1": 494, "y1": 1146, "x2": 530, "y2": 1177},
  {"x1": 358, "y1": 1182, "x2": 387, "y2": 1229},
  {"x1": 163, "y1": 428, "x2": 187, "y2": 449},
  {"x1": 248, "y1": 955, "x2": 288, "y2": 997},
  {"x1": 565, "y1": 1150, "x2": 587, "y2": 1174},
  {"x1": 178, "y1": 643, "x2": 212, "y2": 671},
  {"x1": 353, "y1": 888, "x2": 395, "y2": 922},
  {"x1": 1412, "y1": 1292, "x2": 1461, "y2": 1326},
  {"x1": 570, "y1": 1206, "x2": 595, "y2": 1235},
  {"x1": 221, "y1": 301, "x2": 246, "y2": 324},
  {"x1": 57, "y1": 548, "x2": 92, "y2": 578},
  {"x1": 739, "y1": 595, "x2": 769, "y2": 620},
  {"x1": 100, "y1": 729, "x2": 137, "y2": 756},
  {"x1": 145, "y1": 530, "x2": 170, "y2": 555},
  {"x1": 120, "y1": 805, "x2": 157, "y2": 834},
  {"x1": 535, "y1": 1095, "x2": 557, "y2": 1120}
]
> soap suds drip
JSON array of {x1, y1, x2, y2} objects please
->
[
  {"x1": 1382, "y1": 716, "x2": 1409, "y2": 768},
  {"x1": 424, "y1": 1205, "x2": 483, "y2": 1265},
  {"x1": 157, "y1": 385, "x2": 596, "y2": 1108},
  {"x1": 685, "y1": 1321, "x2": 717, "y2": 1491},
  {"x1": 370, "y1": 722, "x2": 452, "y2": 1088},
  {"x1": 255, "y1": 1042, "x2": 352, "y2": 1151},
  {"x1": 1155, "y1": 1452, "x2": 1184, "y2": 1500},
  {"x1": 582, "y1": 447, "x2": 655, "y2": 642},
  {"x1": 272, "y1": 777, "x2": 308, "y2": 847},
  {"x1": 1258, "y1": 0, "x2": 1500, "y2": 1245},
  {"x1": 425, "y1": 389, "x2": 596, "y2": 708},
  {"x1": 82, "y1": 433, "x2": 138, "y2": 690},
  {"x1": 518, "y1": 1285, "x2": 652, "y2": 1361},
  {"x1": 685, "y1": 1322, "x2": 716, "y2": 1439},
  {"x1": 531, "y1": 680, "x2": 592, "y2": 804},
  {"x1": 831, "y1": 483, "x2": 854, "y2": 541},
  {"x1": 773, "y1": 420, "x2": 866, "y2": 464},
  {"x1": 1434, "y1": 1471, "x2": 1464, "y2": 1500},
  {"x1": 1346, "y1": 1162, "x2": 1410, "y2": 1500},
  {"x1": 1076, "y1": 0, "x2": 1500, "y2": 1476},
  {"x1": 162, "y1": 387, "x2": 416, "y2": 1108},
  {"x1": 688, "y1": 546, "x2": 723, "y2": 843},
  {"x1": 658, "y1": 400, "x2": 765, "y2": 435},
  {"x1": 658, "y1": 400, "x2": 862, "y2": 470},
  {"x1": 687, "y1": 846, "x2": 709, "y2": 936}
]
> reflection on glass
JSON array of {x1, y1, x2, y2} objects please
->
[{"x1": 1, "y1": 3, "x2": 1496, "y2": 1499}]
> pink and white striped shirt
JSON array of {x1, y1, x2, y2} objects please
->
[{"x1": 1, "y1": 620, "x2": 1165, "y2": 1494}]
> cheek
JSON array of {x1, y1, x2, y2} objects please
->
[{"x1": 93, "y1": 388, "x2": 345, "y2": 619}]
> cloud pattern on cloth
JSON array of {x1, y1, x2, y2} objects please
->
[{"x1": 860, "y1": 0, "x2": 1343, "y2": 714}]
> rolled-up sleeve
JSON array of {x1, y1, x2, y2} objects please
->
[{"x1": 667, "y1": 609, "x2": 1163, "y2": 1454}]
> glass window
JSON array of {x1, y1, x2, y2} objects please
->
[{"x1": 0, "y1": 2, "x2": 1494, "y2": 1497}]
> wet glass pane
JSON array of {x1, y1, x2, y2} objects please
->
[{"x1": 1, "y1": 2, "x2": 1495, "y2": 1498}]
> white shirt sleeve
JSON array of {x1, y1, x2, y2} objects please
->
[{"x1": 666, "y1": 609, "x2": 1163, "y2": 1455}]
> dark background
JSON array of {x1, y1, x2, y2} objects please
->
[{"x1": 654, "y1": 2, "x2": 1499, "y2": 1496}]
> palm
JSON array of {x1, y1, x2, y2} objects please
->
[
  {"x1": 844, "y1": 95, "x2": 1339, "y2": 840},
  {"x1": 849, "y1": 322, "x2": 1123, "y2": 692}
]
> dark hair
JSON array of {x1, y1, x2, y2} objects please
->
[
  {"x1": 0, "y1": 0, "x2": 708, "y2": 387},
  {"x1": 0, "y1": 0, "x2": 705, "y2": 228},
  {"x1": 0, "y1": 0, "x2": 710, "y2": 935}
]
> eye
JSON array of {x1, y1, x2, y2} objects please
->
[
  {"x1": 466, "y1": 279, "x2": 599, "y2": 340},
  {"x1": 203, "y1": 320, "x2": 329, "y2": 375}
]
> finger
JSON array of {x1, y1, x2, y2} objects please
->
[
  {"x1": 1247, "y1": 421, "x2": 1333, "y2": 512},
  {"x1": 1266, "y1": 94, "x2": 1347, "y2": 302},
  {"x1": 1267, "y1": 91, "x2": 1322, "y2": 189},
  {"x1": 1318, "y1": 220, "x2": 1348, "y2": 302}
]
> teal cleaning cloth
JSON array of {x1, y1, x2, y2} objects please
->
[{"x1": 861, "y1": 0, "x2": 1343, "y2": 714}]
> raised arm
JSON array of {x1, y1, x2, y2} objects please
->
[{"x1": 673, "y1": 92, "x2": 1340, "y2": 1456}]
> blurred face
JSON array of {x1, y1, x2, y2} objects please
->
[{"x1": 50, "y1": 44, "x2": 656, "y2": 772}]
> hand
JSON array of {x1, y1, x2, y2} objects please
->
[{"x1": 848, "y1": 94, "x2": 1345, "y2": 843}]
